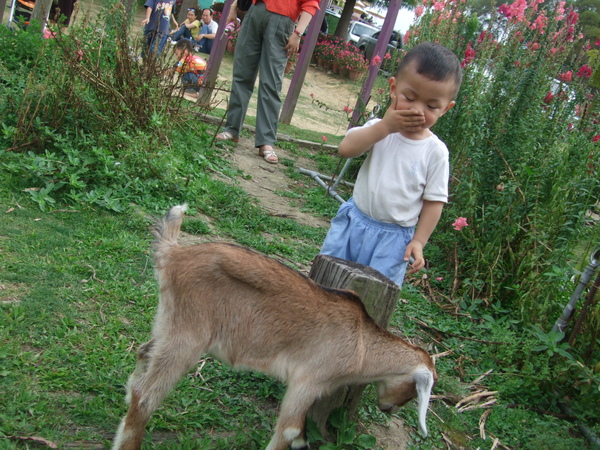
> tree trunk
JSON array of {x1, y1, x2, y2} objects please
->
[
  {"x1": 31, "y1": 0, "x2": 53, "y2": 26},
  {"x1": 334, "y1": 0, "x2": 356, "y2": 40},
  {"x1": 307, "y1": 254, "x2": 400, "y2": 439}
]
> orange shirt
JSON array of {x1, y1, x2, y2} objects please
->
[
  {"x1": 255, "y1": 0, "x2": 320, "y2": 21},
  {"x1": 175, "y1": 54, "x2": 207, "y2": 75}
]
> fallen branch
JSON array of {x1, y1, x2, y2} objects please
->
[{"x1": 409, "y1": 317, "x2": 506, "y2": 345}]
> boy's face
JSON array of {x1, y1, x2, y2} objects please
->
[
  {"x1": 174, "y1": 48, "x2": 184, "y2": 59},
  {"x1": 389, "y1": 62, "x2": 456, "y2": 133}
]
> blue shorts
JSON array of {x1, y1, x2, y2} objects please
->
[{"x1": 320, "y1": 198, "x2": 414, "y2": 287}]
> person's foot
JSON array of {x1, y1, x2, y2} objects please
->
[
  {"x1": 258, "y1": 145, "x2": 278, "y2": 164},
  {"x1": 216, "y1": 131, "x2": 239, "y2": 143}
]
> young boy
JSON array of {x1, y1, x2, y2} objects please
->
[
  {"x1": 142, "y1": 0, "x2": 178, "y2": 58},
  {"x1": 172, "y1": 39, "x2": 207, "y2": 98},
  {"x1": 320, "y1": 42, "x2": 463, "y2": 287}
]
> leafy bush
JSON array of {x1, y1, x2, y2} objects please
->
[
  {"x1": 391, "y1": 1, "x2": 600, "y2": 327},
  {"x1": 373, "y1": 0, "x2": 600, "y2": 433}
]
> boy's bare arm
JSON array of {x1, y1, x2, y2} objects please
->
[
  {"x1": 338, "y1": 120, "x2": 392, "y2": 158},
  {"x1": 339, "y1": 103, "x2": 426, "y2": 158},
  {"x1": 405, "y1": 200, "x2": 444, "y2": 274},
  {"x1": 142, "y1": 6, "x2": 152, "y2": 25}
]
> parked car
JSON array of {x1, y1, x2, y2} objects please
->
[
  {"x1": 346, "y1": 20, "x2": 379, "y2": 46},
  {"x1": 357, "y1": 30, "x2": 403, "y2": 62}
]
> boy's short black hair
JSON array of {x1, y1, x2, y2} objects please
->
[
  {"x1": 396, "y1": 42, "x2": 463, "y2": 96},
  {"x1": 174, "y1": 39, "x2": 194, "y2": 54}
]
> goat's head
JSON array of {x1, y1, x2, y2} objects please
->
[
  {"x1": 376, "y1": 374, "x2": 418, "y2": 413},
  {"x1": 376, "y1": 365, "x2": 438, "y2": 436}
]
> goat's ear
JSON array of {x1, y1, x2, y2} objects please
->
[{"x1": 413, "y1": 367, "x2": 435, "y2": 437}]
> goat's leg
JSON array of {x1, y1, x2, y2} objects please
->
[
  {"x1": 266, "y1": 384, "x2": 321, "y2": 450},
  {"x1": 113, "y1": 340, "x2": 202, "y2": 450}
]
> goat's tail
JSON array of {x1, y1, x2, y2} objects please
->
[
  {"x1": 153, "y1": 204, "x2": 188, "y2": 254},
  {"x1": 414, "y1": 366, "x2": 435, "y2": 437}
]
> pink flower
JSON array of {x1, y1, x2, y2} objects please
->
[
  {"x1": 558, "y1": 70, "x2": 572, "y2": 82},
  {"x1": 550, "y1": 47, "x2": 558, "y2": 55},
  {"x1": 435, "y1": 277, "x2": 443, "y2": 282},
  {"x1": 310, "y1": 93, "x2": 314, "y2": 98},
  {"x1": 415, "y1": 5, "x2": 425, "y2": 17},
  {"x1": 576, "y1": 65, "x2": 592, "y2": 78},
  {"x1": 384, "y1": 53, "x2": 391, "y2": 60},
  {"x1": 433, "y1": 1, "x2": 445, "y2": 11},
  {"x1": 529, "y1": 42, "x2": 540, "y2": 51},
  {"x1": 452, "y1": 217, "x2": 469, "y2": 231},
  {"x1": 371, "y1": 55, "x2": 382, "y2": 66},
  {"x1": 530, "y1": 13, "x2": 547, "y2": 32},
  {"x1": 322, "y1": 135, "x2": 327, "y2": 142}
]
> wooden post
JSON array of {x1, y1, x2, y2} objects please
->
[
  {"x1": 349, "y1": 0, "x2": 403, "y2": 128},
  {"x1": 197, "y1": 0, "x2": 233, "y2": 107},
  {"x1": 31, "y1": 0, "x2": 53, "y2": 27},
  {"x1": 0, "y1": 0, "x2": 8, "y2": 26},
  {"x1": 307, "y1": 254, "x2": 400, "y2": 438},
  {"x1": 279, "y1": 0, "x2": 328, "y2": 125}
]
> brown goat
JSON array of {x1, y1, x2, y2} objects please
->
[{"x1": 112, "y1": 205, "x2": 437, "y2": 450}]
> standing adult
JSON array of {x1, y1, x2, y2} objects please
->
[
  {"x1": 196, "y1": 8, "x2": 219, "y2": 54},
  {"x1": 216, "y1": 0, "x2": 319, "y2": 164},
  {"x1": 142, "y1": 0, "x2": 178, "y2": 58}
]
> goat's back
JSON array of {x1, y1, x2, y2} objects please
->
[{"x1": 155, "y1": 242, "x2": 385, "y2": 381}]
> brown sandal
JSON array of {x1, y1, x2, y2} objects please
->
[
  {"x1": 258, "y1": 146, "x2": 278, "y2": 164},
  {"x1": 216, "y1": 131, "x2": 239, "y2": 143}
]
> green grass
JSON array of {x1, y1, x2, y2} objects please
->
[{"x1": 1, "y1": 189, "x2": 594, "y2": 449}]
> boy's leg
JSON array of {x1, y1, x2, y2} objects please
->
[
  {"x1": 223, "y1": 5, "x2": 263, "y2": 138},
  {"x1": 155, "y1": 32, "x2": 169, "y2": 56},
  {"x1": 182, "y1": 72, "x2": 200, "y2": 91},
  {"x1": 320, "y1": 200, "x2": 355, "y2": 261},
  {"x1": 254, "y1": 8, "x2": 294, "y2": 147},
  {"x1": 320, "y1": 198, "x2": 414, "y2": 287}
]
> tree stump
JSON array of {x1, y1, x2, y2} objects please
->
[{"x1": 307, "y1": 254, "x2": 401, "y2": 438}]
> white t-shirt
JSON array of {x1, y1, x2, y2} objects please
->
[
  {"x1": 351, "y1": 118, "x2": 449, "y2": 227},
  {"x1": 205, "y1": 19, "x2": 218, "y2": 35}
]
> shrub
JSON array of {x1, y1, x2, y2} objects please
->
[{"x1": 374, "y1": 0, "x2": 600, "y2": 424}]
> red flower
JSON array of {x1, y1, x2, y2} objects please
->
[
  {"x1": 461, "y1": 42, "x2": 475, "y2": 67},
  {"x1": 593, "y1": 135, "x2": 600, "y2": 143},
  {"x1": 576, "y1": 65, "x2": 592, "y2": 78},
  {"x1": 543, "y1": 92, "x2": 554, "y2": 104}
]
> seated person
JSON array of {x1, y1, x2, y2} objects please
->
[
  {"x1": 172, "y1": 39, "x2": 207, "y2": 98},
  {"x1": 196, "y1": 8, "x2": 219, "y2": 54},
  {"x1": 171, "y1": 7, "x2": 201, "y2": 44}
]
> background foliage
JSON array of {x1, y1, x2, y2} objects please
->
[
  {"x1": 370, "y1": 0, "x2": 600, "y2": 433},
  {"x1": 1, "y1": 0, "x2": 600, "y2": 448}
]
